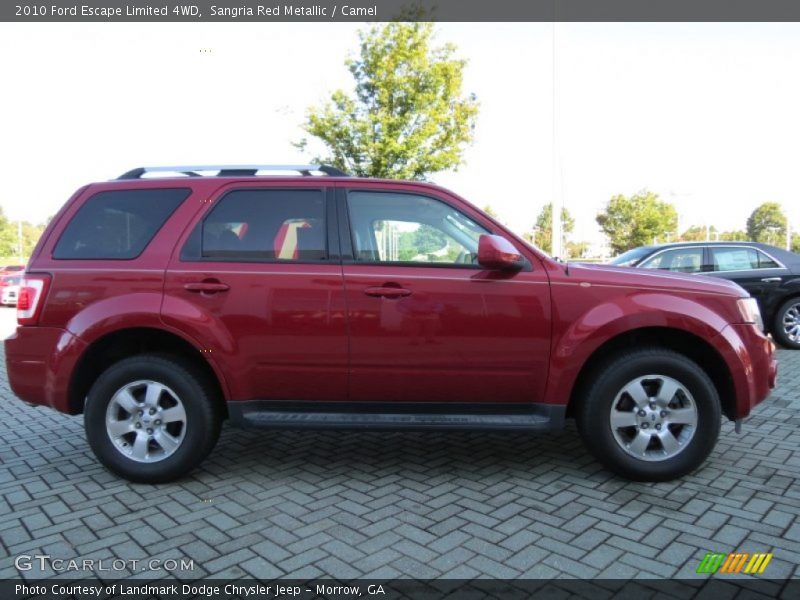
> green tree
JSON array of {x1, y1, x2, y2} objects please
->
[
  {"x1": 299, "y1": 21, "x2": 479, "y2": 179},
  {"x1": 719, "y1": 229, "x2": 749, "y2": 242},
  {"x1": 746, "y1": 202, "x2": 787, "y2": 246},
  {"x1": 0, "y1": 207, "x2": 47, "y2": 259},
  {"x1": 596, "y1": 190, "x2": 678, "y2": 254},
  {"x1": 534, "y1": 202, "x2": 574, "y2": 255},
  {"x1": 566, "y1": 240, "x2": 589, "y2": 259},
  {"x1": 20, "y1": 222, "x2": 45, "y2": 257},
  {"x1": 482, "y1": 204, "x2": 498, "y2": 219},
  {"x1": 680, "y1": 225, "x2": 717, "y2": 242}
]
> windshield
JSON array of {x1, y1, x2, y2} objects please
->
[{"x1": 609, "y1": 246, "x2": 654, "y2": 267}]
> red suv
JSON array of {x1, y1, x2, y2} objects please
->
[{"x1": 5, "y1": 165, "x2": 777, "y2": 483}]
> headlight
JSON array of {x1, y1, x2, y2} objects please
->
[{"x1": 737, "y1": 297, "x2": 764, "y2": 331}]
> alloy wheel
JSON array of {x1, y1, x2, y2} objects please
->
[
  {"x1": 609, "y1": 374, "x2": 697, "y2": 462},
  {"x1": 105, "y1": 380, "x2": 187, "y2": 463}
]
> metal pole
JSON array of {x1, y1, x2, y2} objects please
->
[
  {"x1": 788, "y1": 221, "x2": 791, "y2": 251},
  {"x1": 551, "y1": 22, "x2": 563, "y2": 259}
]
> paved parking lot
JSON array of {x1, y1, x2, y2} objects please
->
[{"x1": 0, "y1": 304, "x2": 798, "y2": 581}]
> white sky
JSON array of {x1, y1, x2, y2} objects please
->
[{"x1": 1, "y1": 22, "x2": 799, "y2": 247}]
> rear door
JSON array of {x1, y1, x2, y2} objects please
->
[
  {"x1": 339, "y1": 184, "x2": 551, "y2": 404},
  {"x1": 706, "y1": 245, "x2": 788, "y2": 302},
  {"x1": 162, "y1": 182, "x2": 348, "y2": 402}
]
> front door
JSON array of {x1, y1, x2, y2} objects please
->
[{"x1": 340, "y1": 187, "x2": 551, "y2": 404}]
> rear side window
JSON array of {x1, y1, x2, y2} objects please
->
[
  {"x1": 710, "y1": 247, "x2": 781, "y2": 271},
  {"x1": 196, "y1": 189, "x2": 326, "y2": 261},
  {"x1": 53, "y1": 188, "x2": 190, "y2": 260}
]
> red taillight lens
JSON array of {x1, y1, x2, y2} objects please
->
[
  {"x1": 17, "y1": 287, "x2": 32, "y2": 311},
  {"x1": 17, "y1": 274, "x2": 51, "y2": 326}
]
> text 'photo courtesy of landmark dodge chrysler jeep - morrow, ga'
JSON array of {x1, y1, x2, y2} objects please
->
[{"x1": 5, "y1": 165, "x2": 777, "y2": 483}]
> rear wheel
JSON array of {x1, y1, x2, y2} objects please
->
[
  {"x1": 773, "y1": 298, "x2": 800, "y2": 349},
  {"x1": 577, "y1": 348, "x2": 721, "y2": 481},
  {"x1": 84, "y1": 354, "x2": 221, "y2": 483}
]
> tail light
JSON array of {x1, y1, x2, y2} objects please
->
[{"x1": 17, "y1": 274, "x2": 51, "y2": 326}]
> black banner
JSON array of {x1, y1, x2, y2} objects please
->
[
  {"x1": 5, "y1": 579, "x2": 800, "y2": 599},
  {"x1": 7, "y1": 0, "x2": 800, "y2": 23}
]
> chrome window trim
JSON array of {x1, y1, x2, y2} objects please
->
[
  {"x1": 637, "y1": 244, "x2": 789, "y2": 274},
  {"x1": 707, "y1": 244, "x2": 788, "y2": 273}
]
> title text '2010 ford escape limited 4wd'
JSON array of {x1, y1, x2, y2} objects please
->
[{"x1": 5, "y1": 165, "x2": 777, "y2": 483}]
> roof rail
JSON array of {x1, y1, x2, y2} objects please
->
[{"x1": 117, "y1": 164, "x2": 349, "y2": 180}]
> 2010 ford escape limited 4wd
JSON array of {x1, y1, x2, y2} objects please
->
[{"x1": 5, "y1": 165, "x2": 777, "y2": 483}]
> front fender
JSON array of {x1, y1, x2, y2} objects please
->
[{"x1": 546, "y1": 291, "x2": 733, "y2": 407}]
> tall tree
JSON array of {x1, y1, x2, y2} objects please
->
[
  {"x1": 534, "y1": 202, "x2": 574, "y2": 255},
  {"x1": 596, "y1": 190, "x2": 678, "y2": 254},
  {"x1": 746, "y1": 202, "x2": 787, "y2": 246},
  {"x1": 299, "y1": 22, "x2": 479, "y2": 179}
]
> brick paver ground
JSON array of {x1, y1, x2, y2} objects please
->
[{"x1": 1, "y1": 343, "x2": 798, "y2": 580}]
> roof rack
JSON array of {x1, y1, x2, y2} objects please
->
[{"x1": 117, "y1": 164, "x2": 349, "y2": 180}]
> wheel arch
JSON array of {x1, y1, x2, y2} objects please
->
[
  {"x1": 566, "y1": 327, "x2": 737, "y2": 421},
  {"x1": 68, "y1": 327, "x2": 228, "y2": 415},
  {"x1": 769, "y1": 290, "x2": 800, "y2": 329}
]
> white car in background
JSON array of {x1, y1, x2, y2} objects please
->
[{"x1": 0, "y1": 275, "x2": 21, "y2": 306}]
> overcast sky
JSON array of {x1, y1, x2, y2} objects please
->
[{"x1": 1, "y1": 22, "x2": 799, "y2": 247}]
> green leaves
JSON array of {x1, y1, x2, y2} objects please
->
[
  {"x1": 534, "y1": 203, "x2": 574, "y2": 255},
  {"x1": 300, "y1": 22, "x2": 478, "y2": 180},
  {"x1": 596, "y1": 191, "x2": 678, "y2": 255},
  {"x1": 746, "y1": 202, "x2": 787, "y2": 246},
  {"x1": 0, "y1": 206, "x2": 45, "y2": 259}
]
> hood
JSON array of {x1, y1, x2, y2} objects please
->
[{"x1": 567, "y1": 263, "x2": 746, "y2": 297}]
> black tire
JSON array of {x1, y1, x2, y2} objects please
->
[
  {"x1": 576, "y1": 348, "x2": 721, "y2": 482},
  {"x1": 772, "y1": 298, "x2": 800, "y2": 349},
  {"x1": 84, "y1": 354, "x2": 221, "y2": 483}
]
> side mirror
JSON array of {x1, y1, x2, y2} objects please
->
[{"x1": 478, "y1": 235, "x2": 524, "y2": 271}]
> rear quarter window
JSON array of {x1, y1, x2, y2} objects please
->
[{"x1": 53, "y1": 188, "x2": 190, "y2": 260}]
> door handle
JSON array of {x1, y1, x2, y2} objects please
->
[
  {"x1": 761, "y1": 277, "x2": 782, "y2": 283},
  {"x1": 184, "y1": 281, "x2": 230, "y2": 293},
  {"x1": 364, "y1": 286, "x2": 412, "y2": 299}
]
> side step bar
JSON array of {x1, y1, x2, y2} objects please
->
[{"x1": 227, "y1": 401, "x2": 565, "y2": 432}]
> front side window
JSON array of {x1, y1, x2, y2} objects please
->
[
  {"x1": 347, "y1": 191, "x2": 489, "y2": 266},
  {"x1": 639, "y1": 247, "x2": 704, "y2": 273},
  {"x1": 54, "y1": 188, "x2": 190, "y2": 260},
  {"x1": 710, "y1": 247, "x2": 781, "y2": 271},
  {"x1": 200, "y1": 189, "x2": 326, "y2": 261}
]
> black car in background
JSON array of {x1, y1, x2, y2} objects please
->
[{"x1": 610, "y1": 241, "x2": 800, "y2": 349}]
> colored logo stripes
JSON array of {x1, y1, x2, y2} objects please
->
[{"x1": 696, "y1": 552, "x2": 772, "y2": 574}]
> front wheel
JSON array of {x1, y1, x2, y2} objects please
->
[
  {"x1": 577, "y1": 348, "x2": 721, "y2": 481},
  {"x1": 84, "y1": 354, "x2": 221, "y2": 483},
  {"x1": 773, "y1": 298, "x2": 800, "y2": 349}
]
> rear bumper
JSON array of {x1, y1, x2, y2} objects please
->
[
  {"x1": 717, "y1": 323, "x2": 777, "y2": 419},
  {"x1": 4, "y1": 326, "x2": 86, "y2": 413}
]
